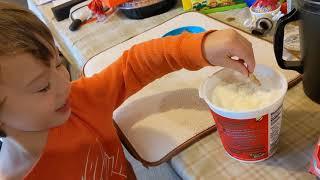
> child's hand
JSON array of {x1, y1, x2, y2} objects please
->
[{"x1": 203, "y1": 29, "x2": 255, "y2": 76}]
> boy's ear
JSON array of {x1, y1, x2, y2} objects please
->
[
  {"x1": 0, "y1": 95, "x2": 6, "y2": 137},
  {"x1": 0, "y1": 130, "x2": 6, "y2": 138},
  {"x1": 0, "y1": 95, "x2": 5, "y2": 106},
  {"x1": 0, "y1": 96, "x2": 7, "y2": 113},
  {"x1": 0, "y1": 123, "x2": 6, "y2": 138}
]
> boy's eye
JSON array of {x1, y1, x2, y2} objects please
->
[
  {"x1": 38, "y1": 83, "x2": 50, "y2": 93},
  {"x1": 56, "y1": 61, "x2": 63, "y2": 68}
]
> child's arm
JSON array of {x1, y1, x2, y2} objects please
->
[{"x1": 71, "y1": 30, "x2": 255, "y2": 111}]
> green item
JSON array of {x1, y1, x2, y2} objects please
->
[
  {"x1": 184, "y1": 0, "x2": 247, "y2": 13},
  {"x1": 201, "y1": 1, "x2": 247, "y2": 14}
]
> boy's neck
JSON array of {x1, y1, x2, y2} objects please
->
[
  {"x1": 0, "y1": 130, "x2": 48, "y2": 179},
  {"x1": 8, "y1": 130, "x2": 49, "y2": 156}
]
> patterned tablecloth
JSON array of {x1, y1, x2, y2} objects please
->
[{"x1": 170, "y1": 82, "x2": 318, "y2": 180}]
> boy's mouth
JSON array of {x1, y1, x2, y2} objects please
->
[{"x1": 55, "y1": 100, "x2": 70, "y2": 113}]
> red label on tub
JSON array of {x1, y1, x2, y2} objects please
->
[
  {"x1": 309, "y1": 138, "x2": 320, "y2": 177},
  {"x1": 211, "y1": 111, "x2": 269, "y2": 161}
]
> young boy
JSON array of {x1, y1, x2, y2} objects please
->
[{"x1": 0, "y1": 2, "x2": 255, "y2": 180}]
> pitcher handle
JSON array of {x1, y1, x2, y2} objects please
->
[{"x1": 274, "y1": 8, "x2": 303, "y2": 74}]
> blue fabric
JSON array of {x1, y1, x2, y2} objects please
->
[
  {"x1": 244, "y1": 0, "x2": 256, "y2": 7},
  {"x1": 163, "y1": 26, "x2": 205, "y2": 37}
]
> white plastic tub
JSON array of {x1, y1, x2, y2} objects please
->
[{"x1": 199, "y1": 64, "x2": 288, "y2": 162}]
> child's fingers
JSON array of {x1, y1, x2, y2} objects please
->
[
  {"x1": 238, "y1": 59, "x2": 245, "y2": 64},
  {"x1": 229, "y1": 42, "x2": 255, "y2": 73},
  {"x1": 229, "y1": 31, "x2": 255, "y2": 73},
  {"x1": 224, "y1": 57, "x2": 249, "y2": 76},
  {"x1": 237, "y1": 36, "x2": 256, "y2": 73},
  {"x1": 241, "y1": 47, "x2": 255, "y2": 73},
  {"x1": 246, "y1": 49, "x2": 256, "y2": 73}
]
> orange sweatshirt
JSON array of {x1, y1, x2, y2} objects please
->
[{"x1": 25, "y1": 32, "x2": 211, "y2": 180}]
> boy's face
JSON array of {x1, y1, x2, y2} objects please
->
[{"x1": 0, "y1": 52, "x2": 71, "y2": 132}]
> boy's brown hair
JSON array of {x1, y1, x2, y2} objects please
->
[
  {"x1": 0, "y1": 2, "x2": 55, "y2": 61},
  {"x1": 0, "y1": 2, "x2": 56, "y2": 137}
]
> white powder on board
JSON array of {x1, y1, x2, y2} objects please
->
[{"x1": 210, "y1": 75, "x2": 282, "y2": 111}]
